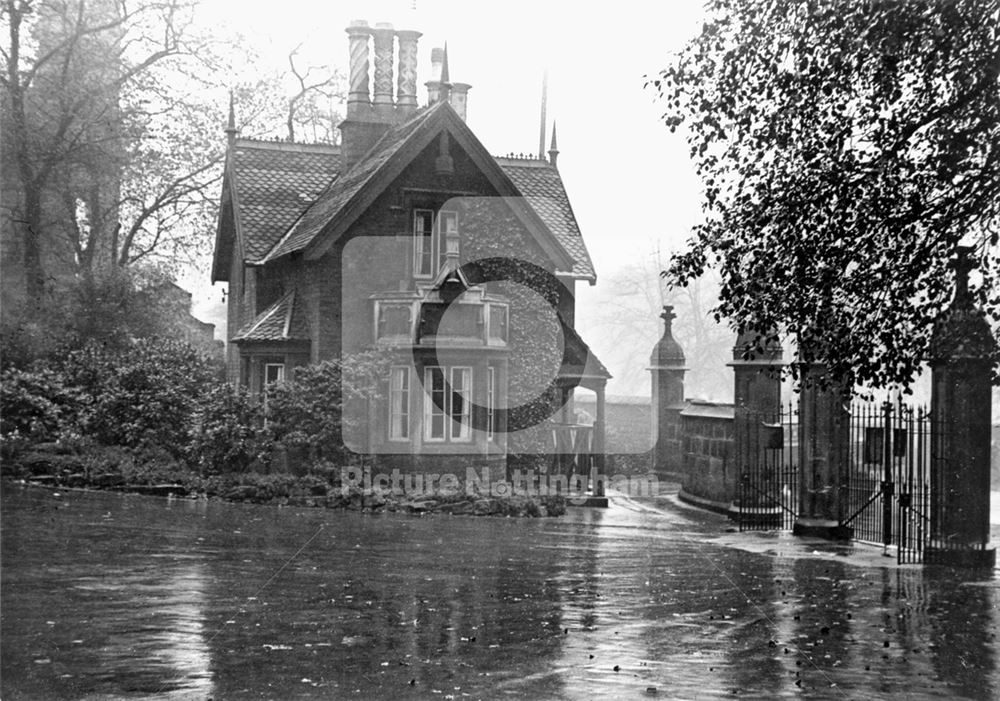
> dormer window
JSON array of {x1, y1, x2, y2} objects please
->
[{"x1": 412, "y1": 208, "x2": 459, "y2": 278}]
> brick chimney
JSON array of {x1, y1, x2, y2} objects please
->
[
  {"x1": 450, "y1": 83, "x2": 471, "y2": 121},
  {"x1": 345, "y1": 20, "x2": 372, "y2": 120},
  {"x1": 371, "y1": 22, "x2": 395, "y2": 119},
  {"x1": 341, "y1": 20, "x2": 420, "y2": 171},
  {"x1": 396, "y1": 29, "x2": 421, "y2": 115},
  {"x1": 425, "y1": 47, "x2": 444, "y2": 105}
]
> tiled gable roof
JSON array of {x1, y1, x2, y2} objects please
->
[
  {"x1": 496, "y1": 158, "x2": 595, "y2": 281},
  {"x1": 263, "y1": 106, "x2": 439, "y2": 263},
  {"x1": 225, "y1": 107, "x2": 595, "y2": 281},
  {"x1": 231, "y1": 140, "x2": 341, "y2": 262},
  {"x1": 232, "y1": 291, "x2": 310, "y2": 343}
]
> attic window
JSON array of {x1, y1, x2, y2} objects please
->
[{"x1": 412, "y1": 208, "x2": 459, "y2": 278}]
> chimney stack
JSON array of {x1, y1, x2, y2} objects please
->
[
  {"x1": 395, "y1": 29, "x2": 421, "y2": 115},
  {"x1": 426, "y1": 47, "x2": 444, "y2": 104},
  {"x1": 345, "y1": 20, "x2": 372, "y2": 119},
  {"x1": 372, "y1": 22, "x2": 395, "y2": 119},
  {"x1": 450, "y1": 83, "x2": 471, "y2": 121}
]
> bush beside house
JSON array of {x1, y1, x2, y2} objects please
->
[{"x1": 0, "y1": 338, "x2": 565, "y2": 517}]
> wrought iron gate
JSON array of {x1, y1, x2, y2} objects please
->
[
  {"x1": 842, "y1": 400, "x2": 932, "y2": 564},
  {"x1": 736, "y1": 405, "x2": 799, "y2": 532}
]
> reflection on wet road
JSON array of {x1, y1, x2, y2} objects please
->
[{"x1": 2, "y1": 485, "x2": 998, "y2": 699}]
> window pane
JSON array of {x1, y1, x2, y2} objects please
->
[
  {"x1": 489, "y1": 306, "x2": 508, "y2": 342},
  {"x1": 379, "y1": 304, "x2": 412, "y2": 338},
  {"x1": 414, "y1": 210, "x2": 435, "y2": 276},
  {"x1": 389, "y1": 367, "x2": 409, "y2": 440},
  {"x1": 265, "y1": 364, "x2": 284, "y2": 384},
  {"x1": 439, "y1": 210, "x2": 458, "y2": 269},
  {"x1": 426, "y1": 367, "x2": 445, "y2": 439},
  {"x1": 451, "y1": 367, "x2": 471, "y2": 439},
  {"x1": 487, "y1": 366, "x2": 495, "y2": 440}
]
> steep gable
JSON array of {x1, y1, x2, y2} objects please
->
[
  {"x1": 212, "y1": 139, "x2": 341, "y2": 282},
  {"x1": 212, "y1": 107, "x2": 600, "y2": 284},
  {"x1": 497, "y1": 159, "x2": 596, "y2": 282},
  {"x1": 261, "y1": 101, "x2": 576, "y2": 276}
]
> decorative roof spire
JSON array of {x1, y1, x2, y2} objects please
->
[
  {"x1": 438, "y1": 43, "x2": 452, "y2": 103},
  {"x1": 440, "y1": 42, "x2": 450, "y2": 84},
  {"x1": 548, "y1": 121, "x2": 559, "y2": 167},
  {"x1": 225, "y1": 92, "x2": 238, "y2": 148}
]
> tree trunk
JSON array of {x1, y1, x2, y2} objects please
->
[{"x1": 21, "y1": 196, "x2": 45, "y2": 304}]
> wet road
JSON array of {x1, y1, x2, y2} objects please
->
[{"x1": 2, "y1": 484, "x2": 999, "y2": 700}]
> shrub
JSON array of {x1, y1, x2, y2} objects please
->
[
  {"x1": 0, "y1": 337, "x2": 219, "y2": 458},
  {"x1": 61, "y1": 338, "x2": 217, "y2": 452},
  {"x1": 0, "y1": 366, "x2": 82, "y2": 443},
  {"x1": 267, "y1": 351, "x2": 392, "y2": 462},
  {"x1": 188, "y1": 384, "x2": 272, "y2": 475}
]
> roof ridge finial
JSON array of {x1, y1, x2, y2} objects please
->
[
  {"x1": 438, "y1": 43, "x2": 452, "y2": 104},
  {"x1": 440, "y1": 42, "x2": 451, "y2": 85},
  {"x1": 225, "y1": 91, "x2": 238, "y2": 148},
  {"x1": 548, "y1": 120, "x2": 559, "y2": 167}
]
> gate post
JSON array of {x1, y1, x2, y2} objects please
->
[
  {"x1": 927, "y1": 247, "x2": 996, "y2": 568},
  {"x1": 729, "y1": 329, "x2": 783, "y2": 524},
  {"x1": 793, "y1": 363, "x2": 852, "y2": 539},
  {"x1": 650, "y1": 306, "x2": 687, "y2": 481}
]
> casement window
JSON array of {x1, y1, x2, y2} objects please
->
[
  {"x1": 487, "y1": 304, "x2": 508, "y2": 343},
  {"x1": 412, "y1": 208, "x2": 459, "y2": 278},
  {"x1": 449, "y1": 367, "x2": 471, "y2": 440},
  {"x1": 439, "y1": 209, "x2": 458, "y2": 271},
  {"x1": 389, "y1": 366, "x2": 410, "y2": 440},
  {"x1": 262, "y1": 362, "x2": 285, "y2": 415},
  {"x1": 423, "y1": 366, "x2": 472, "y2": 442},
  {"x1": 264, "y1": 362, "x2": 285, "y2": 386},
  {"x1": 486, "y1": 366, "x2": 496, "y2": 441},
  {"x1": 413, "y1": 209, "x2": 435, "y2": 277}
]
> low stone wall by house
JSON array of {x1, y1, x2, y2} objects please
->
[{"x1": 679, "y1": 401, "x2": 735, "y2": 505}]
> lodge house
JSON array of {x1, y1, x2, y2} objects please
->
[{"x1": 212, "y1": 21, "x2": 609, "y2": 472}]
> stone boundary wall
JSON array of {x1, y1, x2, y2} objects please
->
[{"x1": 678, "y1": 401, "x2": 735, "y2": 505}]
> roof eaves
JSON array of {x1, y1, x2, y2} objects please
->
[
  {"x1": 282, "y1": 290, "x2": 295, "y2": 338},
  {"x1": 232, "y1": 291, "x2": 291, "y2": 341}
]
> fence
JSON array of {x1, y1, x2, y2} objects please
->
[
  {"x1": 733, "y1": 398, "x2": 986, "y2": 565},
  {"x1": 736, "y1": 404, "x2": 798, "y2": 532}
]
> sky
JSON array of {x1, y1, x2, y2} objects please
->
[{"x1": 185, "y1": 0, "x2": 709, "y2": 396}]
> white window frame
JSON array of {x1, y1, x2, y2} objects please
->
[
  {"x1": 263, "y1": 363, "x2": 285, "y2": 386},
  {"x1": 422, "y1": 365, "x2": 473, "y2": 442},
  {"x1": 486, "y1": 366, "x2": 496, "y2": 441},
  {"x1": 424, "y1": 366, "x2": 447, "y2": 442},
  {"x1": 388, "y1": 366, "x2": 410, "y2": 441},
  {"x1": 413, "y1": 208, "x2": 460, "y2": 279},
  {"x1": 487, "y1": 304, "x2": 508, "y2": 343},
  {"x1": 449, "y1": 366, "x2": 472, "y2": 441},
  {"x1": 438, "y1": 209, "x2": 459, "y2": 270},
  {"x1": 262, "y1": 362, "x2": 285, "y2": 416},
  {"x1": 413, "y1": 209, "x2": 436, "y2": 278}
]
